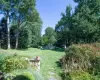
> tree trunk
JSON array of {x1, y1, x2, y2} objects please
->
[
  {"x1": 64, "y1": 41, "x2": 67, "y2": 50},
  {"x1": 64, "y1": 44, "x2": 66, "y2": 49},
  {"x1": 15, "y1": 26, "x2": 19, "y2": 49},
  {"x1": 15, "y1": 33, "x2": 18, "y2": 49},
  {"x1": 7, "y1": 14, "x2": 11, "y2": 49},
  {"x1": 15, "y1": 19, "x2": 20, "y2": 49}
]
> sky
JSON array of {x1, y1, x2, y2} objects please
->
[
  {"x1": 0, "y1": 0, "x2": 77, "y2": 35},
  {"x1": 0, "y1": 14, "x2": 4, "y2": 20},
  {"x1": 36, "y1": 0, "x2": 77, "y2": 35}
]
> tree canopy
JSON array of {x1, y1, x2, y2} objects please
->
[
  {"x1": 0, "y1": 0, "x2": 42, "y2": 49},
  {"x1": 55, "y1": 0, "x2": 100, "y2": 47},
  {"x1": 42, "y1": 27, "x2": 56, "y2": 49}
]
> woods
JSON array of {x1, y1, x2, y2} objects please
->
[
  {"x1": 1, "y1": 0, "x2": 100, "y2": 49},
  {"x1": 55, "y1": 0, "x2": 100, "y2": 47},
  {"x1": 0, "y1": 0, "x2": 42, "y2": 49},
  {"x1": 0, "y1": 0, "x2": 100, "y2": 50}
]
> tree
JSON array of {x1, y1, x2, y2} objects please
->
[
  {"x1": 72, "y1": 0, "x2": 100, "y2": 43},
  {"x1": 30, "y1": 22, "x2": 42, "y2": 48},
  {"x1": 0, "y1": 0, "x2": 12, "y2": 49},
  {"x1": 0, "y1": 17, "x2": 7, "y2": 49},
  {"x1": 28, "y1": 9, "x2": 42, "y2": 48},
  {"x1": 55, "y1": 5, "x2": 72, "y2": 47},
  {"x1": 18, "y1": 22, "x2": 32, "y2": 49},
  {"x1": 11, "y1": 0, "x2": 37, "y2": 49},
  {"x1": 0, "y1": 0, "x2": 41, "y2": 49},
  {"x1": 55, "y1": 0, "x2": 100, "y2": 47},
  {"x1": 42, "y1": 27, "x2": 56, "y2": 49}
]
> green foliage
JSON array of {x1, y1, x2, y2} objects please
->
[
  {"x1": 0, "y1": 0, "x2": 42, "y2": 49},
  {"x1": 92, "y1": 57, "x2": 100, "y2": 75},
  {"x1": 67, "y1": 70, "x2": 91, "y2": 80},
  {"x1": 30, "y1": 22, "x2": 42, "y2": 48},
  {"x1": 63, "y1": 44, "x2": 97, "y2": 71},
  {"x1": 1, "y1": 55, "x2": 29, "y2": 73},
  {"x1": 55, "y1": 0, "x2": 100, "y2": 47},
  {"x1": 18, "y1": 23, "x2": 32, "y2": 49},
  {"x1": 0, "y1": 53, "x2": 8, "y2": 71},
  {"x1": 92, "y1": 75, "x2": 100, "y2": 80},
  {"x1": 42, "y1": 27, "x2": 56, "y2": 49},
  {"x1": 55, "y1": 5, "x2": 72, "y2": 46},
  {"x1": 10, "y1": 24, "x2": 17, "y2": 48},
  {"x1": 0, "y1": 18, "x2": 7, "y2": 49},
  {"x1": 0, "y1": 53, "x2": 8, "y2": 61},
  {"x1": 60, "y1": 43, "x2": 100, "y2": 80}
]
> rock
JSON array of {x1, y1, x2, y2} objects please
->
[
  {"x1": 49, "y1": 77, "x2": 56, "y2": 80},
  {"x1": 0, "y1": 72, "x2": 4, "y2": 80}
]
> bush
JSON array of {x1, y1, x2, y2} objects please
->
[
  {"x1": 1, "y1": 55, "x2": 29, "y2": 73},
  {"x1": 60, "y1": 43, "x2": 100, "y2": 80},
  {"x1": 68, "y1": 70, "x2": 91, "y2": 80},
  {"x1": 61, "y1": 70, "x2": 91, "y2": 80},
  {"x1": 91, "y1": 57, "x2": 100, "y2": 75},
  {"x1": 62, "y1": 44, "x2": 96, "y2": 72},
  {"x1": 92, "y1": 75, "x2": 100, "y2": 80},
  {"x1": 0, "y1": 53, "x2": 8, "y2": 71}
]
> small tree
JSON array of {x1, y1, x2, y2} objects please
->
[{"x1": 42, "y1": 27, "x2": 56, "y2": 49}]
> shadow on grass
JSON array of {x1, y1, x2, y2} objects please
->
[
  {"x1": 56, "y1": 61, "x2": 62, "y2": 68},
  {"x1": 51, "y1": 48, "x2": 65, "y2": 52},
  {"x1": 12, "y1": 75, "x2": 30, "y2": 80},
  {"x1": 60, "y1": 72, "x2": 72, "y2": 80},
  {"x1": 40, "y1": 48, "x2": 65, "y2": 52},
  {"x1": 15, "y1": 48, "x2": 29, "y2": 51}
]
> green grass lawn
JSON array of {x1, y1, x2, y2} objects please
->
[{"x1": 1, "y1": 48, "x2": 65, "y2": 80}]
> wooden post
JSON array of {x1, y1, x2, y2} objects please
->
[{"x1": 36, "y1": 56, "x2": 40, "y2": 70}]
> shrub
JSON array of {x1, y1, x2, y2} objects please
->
[
  {"x1": 61, "y1": 70, "x2": 91, "y2": 80},
  {"x1": 1, "y1": 55, "x2": 29, "y2": 73},
  {"x1": 0, "y1": 53, "x2": 9, "y2": 62},
  {"x1": 60, "y1": 43, "x2": 100, "y2": 80},
  {"x1": 62, "y1": 44, "x2": 96, "y2": 72},
  {"x1": 91, "y1": 57, "x2": 100, "y2": 75},
  {"x1": 69, "y1": 70, "x2": 91, "y2": 80},
  {"x1": 61, "y1": 44, "x2": 100, "y2": 72},
  {"x1": 92, "y1": 75, "x2": 100, "y2": 80},
  {"x1": 0, "y1": 53, "x2": 8, "y2": 71}
]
